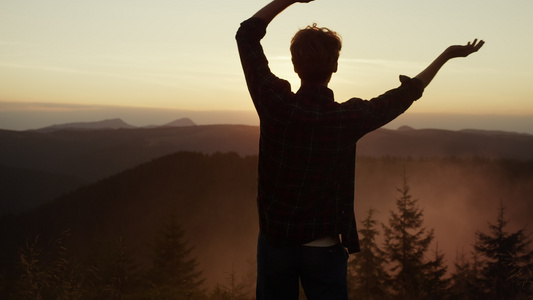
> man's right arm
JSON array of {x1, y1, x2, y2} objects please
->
[
  {"x1": 235, "y1": 18, "x2": 272, "y2": 103},
  {"x1": 235, "y1": 0, "x2": 315, "y2": 90},
  {"x1": 236, "y1": 1, "x2": 313, "y2": 111}
]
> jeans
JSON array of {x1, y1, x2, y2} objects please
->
[{"x1": 256, "y1": 234, "x2": 349, "y2": 300}]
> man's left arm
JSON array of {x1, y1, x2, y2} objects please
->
[
  {"x1": 341, "y1": 75, "x2": 424, "y2": 134},
  {"x1": 415, "y1": 39, "x2": 485, "y2": 87},
  {"x1": 345, "y1": 39, "x2": 484, "y2": 133}
]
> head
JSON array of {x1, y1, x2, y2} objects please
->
[{"x1": 290, "y1": 24, "x2": 342, "y2": 85}]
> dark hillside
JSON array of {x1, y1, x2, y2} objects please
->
[
  {"x1": 0, "y1": 151, "x2": 259, "y2": 290},
  {"x1": 1, "y1": 152, "x2": 532, "y2": 291},
  {"x1": 0, "y1": 125, "x2": 259, "y2": 213},
  {"x1": 0, "y1": 164, "x2": 86, "y2": 213},
  {"x1": 2, "y1": 126, "x2": 533, "y2": 215},
  {"x1": 0, "y1": 125, "x2": 259, "y2": 183}
]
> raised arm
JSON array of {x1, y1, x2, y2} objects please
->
[
  {"x1": 251, "y1": 0, "x2": 314, "y2": 25},
  {"x1": 415, "y1": 39, "x2": 485, "y2": 87}
]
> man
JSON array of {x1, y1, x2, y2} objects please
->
[{"x1": 236, "y1": 0, "x2": 484, "y2": 299}]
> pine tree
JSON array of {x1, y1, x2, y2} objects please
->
[
  {"x1": 17, "y1": 230, "x2": 84, "y2": 300},
  {"x1": 87, "y1": 237, "x2": 140, "y2": 299},
  {"x1": 210, "y1": 265, "x2": 251, "y2": 300},
  {"x1": 474, "y1": 202, "x2": 533, "y2": 300},
  {"x1": 210, "y1": 284, "x2": 232, "y2": 300},
  {"x1": 147, "y1": 215, "x2": 205, "y2": 299},
  {"x1": 424, "y1": 243, "x2": 451, "y2": 299},
  {"x1": 348, "y1": 208, "x2": 389, "y2": 299},
  {"x1": 382, "y1": 172, "x2": 434, "y2": 300},
  {"x1": 18, "y1": 236, "x2": 47, "y2": 300},
  {"x1": 449, "y1": 248, "x2": 484, "y2": 300}
]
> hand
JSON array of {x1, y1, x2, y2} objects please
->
[
  {"x1": 252, "y1": 0, "x2": 315, "y2": 23},
  {"x1": 444, "y1": 39, "x2": 485, "y2": 59}
]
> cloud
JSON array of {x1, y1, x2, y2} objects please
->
[
  {"x1": 0, "y1": 59, "x2": 188, "y2": 89},
  {"x1": 0, "y1": 102, "x2": 102, "y2": 112}
]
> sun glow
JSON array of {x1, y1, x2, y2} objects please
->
[{"x1": 0, "y1": 0, "x2": 532, "y2": 130}]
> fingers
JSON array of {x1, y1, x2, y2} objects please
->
[
  {"x1": 475, "y1": 39, "x2": 485, "y2": 51},
  {"x1": 467, "y1": 39, "x2": 485, "y2": 52},
  {"x1": 470, "y1": 39, "x2": 485, "y2": 52}
]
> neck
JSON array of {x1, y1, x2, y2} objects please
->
[{"x1": 301, "y1": 80, "x2": 330, "y2": 87}]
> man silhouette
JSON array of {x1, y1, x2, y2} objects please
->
[{"x1": 236, "y1": 1, "x2": 484, "y2": 299}]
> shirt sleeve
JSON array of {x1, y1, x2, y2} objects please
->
[
  {"x1": 341, "y1": 75, "x2": 425, "y2": 134},
  {"x1": 236, "y1": 18, "x2": 292, "y2": 116}
]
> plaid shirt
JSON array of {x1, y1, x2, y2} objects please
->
[{"x1": 236, "y1": 18, "x2": 424, "y2": 253}]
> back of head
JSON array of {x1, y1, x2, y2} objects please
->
[{"x1": 290, "y1": 24, "x2": 342, "y2": 84}]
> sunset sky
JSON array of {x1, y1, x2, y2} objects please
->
[{"x1": 1, "y1": 0, "x2": 532, "y2": 131}]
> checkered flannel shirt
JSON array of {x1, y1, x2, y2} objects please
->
[{"x1": 236, "y1": 17, "x2": 424, "y2": 253}]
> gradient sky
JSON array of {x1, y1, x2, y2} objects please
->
[{"x1": 1, "y1": 0, "x2": 532, "y2": 127}]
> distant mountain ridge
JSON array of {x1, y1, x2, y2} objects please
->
[
  {"x1": 357, "y1": 127, "x2": 533, "y2": 160},
  {"x1": 34, "y1": 117, "x2": 196, "y2": 132},
  {"x1": 35, "y1": 118, "x2": 136, "y2": 132},
  {"x1": 161, "y1": 117, "x2": 196, "y2": 127},
  {"x1": 1, "y1": 124, "x2": 533, "y2": 214}
]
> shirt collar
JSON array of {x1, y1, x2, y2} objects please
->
[{"x1": 296, "y1": 83, "x2": 335, "y2": 105}]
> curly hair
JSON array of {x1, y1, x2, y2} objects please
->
[{"x1": 290, "y1": 24, "x2": 342, "y2": 84}]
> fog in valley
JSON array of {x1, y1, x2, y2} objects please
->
[{"x1": 353, "y1": 157, "x2": 533, "y2": 267}]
